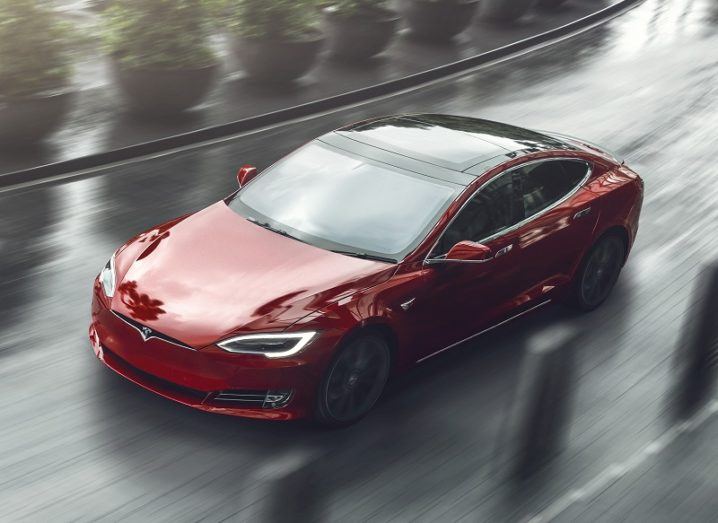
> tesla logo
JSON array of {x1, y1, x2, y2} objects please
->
[{"x1": 140, "y1": 326, "x2": 153, "y2": 341}]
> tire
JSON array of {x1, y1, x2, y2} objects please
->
[
  {"x1": 315, "y1": 333, "x2": 391, "y2": 427},
  {"x1": 572, "y1": 234, "x2": 626, "y2": 311}
]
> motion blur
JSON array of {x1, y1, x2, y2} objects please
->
[{"x1": 1, "y1": 0, "x2": 717, "y2": 521}]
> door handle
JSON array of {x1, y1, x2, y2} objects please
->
[
  {"x1": 494, "y1": 244, "x2": 513, "y2": 258},
  {"x1": 573, "y1": 207, "x2": 592, "y2": 220}
]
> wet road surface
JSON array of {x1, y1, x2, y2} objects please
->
[{"x1": 2, "y1": 0, "x2": 718, "y2": 520}]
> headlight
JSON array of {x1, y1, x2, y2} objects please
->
[
  {"x1": 99, "y1": 253, "x2": 116, "y2": 298},
  {"x1": 217, "y1": 332, "x2": 317, "y2": 358}
]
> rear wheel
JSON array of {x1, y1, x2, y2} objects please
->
[
  {"x1": 573, "y1": 234, "x2": 625, "y2": 311},
  {"x1": 315, "y1": 333, "x2": 391, "y2": 427}
]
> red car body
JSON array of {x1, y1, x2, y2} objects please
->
[{"x1": 90, "y1": 115, "x2": 643, "y2": 421}]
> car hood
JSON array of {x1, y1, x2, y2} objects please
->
[{"x1": 111, "y1": 202, "x2": 395, "y2": 348}]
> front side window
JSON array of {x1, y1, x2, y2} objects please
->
[
  {"x1": 228, "y1": 142, "x2": 461, "y2": 261},
  {"x1": 433, "y1": 171, "x2": 521, "y2": 256},
  {"x1": 517, "y1": 160, "x2": 589, "y2": 218}
]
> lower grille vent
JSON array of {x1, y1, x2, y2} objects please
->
[{"x1": 213, "y1": 390, "x2": 292, "y2": 409}]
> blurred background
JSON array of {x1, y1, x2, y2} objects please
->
[{"x1": 1, "y1": 0, "x2": 718, "y2": 521}]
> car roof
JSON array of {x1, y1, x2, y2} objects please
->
[{"x1": 322, "y1": 114, "x2": 580, "y2": 186}]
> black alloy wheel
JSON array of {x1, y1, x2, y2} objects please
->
[
  {"x1": 316, "y1": 334, "x2": 391, "y2": 426},
  {"x1": 576, "y1": 234, "x2": 625, "y2": 311}
]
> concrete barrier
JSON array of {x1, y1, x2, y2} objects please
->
[
  {"x1": 253, "y1": 451, "x2": 324, "y2": 523},
  {"x1": 509, "y1": 324, "x2": 580, "y2": 476},
  {"x1": 672, "y1": 262, "x2": 718, "y2": 418}
]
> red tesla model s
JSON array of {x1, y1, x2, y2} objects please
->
[{"x1": 90, "y1": 114, "x2": 643, "y2": 426}]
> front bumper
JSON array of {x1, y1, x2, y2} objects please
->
[{"x1": 89, "y1": 281, "x2": 335, "y2": 420}]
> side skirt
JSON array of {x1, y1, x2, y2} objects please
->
[{"x1": 415, "y1": 299, "x2": 552, "y2": 364}]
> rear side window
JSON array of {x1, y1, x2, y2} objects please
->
[{"x1": 517, "y1": 160, "x2": 589, "y2": 217}]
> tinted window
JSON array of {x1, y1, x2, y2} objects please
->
[
  {"x1": 434, "y1": 172, "x2": 520, "y2": 255},
  {"x1": 229, "y1": 142, "x2": 460, "y2": 260},
  {"x1": 518, "y1": 160, "x2": 588, "y2": 217}
]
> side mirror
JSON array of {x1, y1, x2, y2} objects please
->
[
  {"x1": 236, "y1": 165, "x2": 258, "y2": 187},
  {"x1": 444, "y1": 241, "x2": 493, "y2": 263}
]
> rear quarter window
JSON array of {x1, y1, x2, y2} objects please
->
[{"x1": 518, "y1": 160, "x2": 589, "y2": 217}]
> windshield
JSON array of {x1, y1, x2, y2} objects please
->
[{"x1": 228, "y1": 142, "x2": 460, "y2": 261}]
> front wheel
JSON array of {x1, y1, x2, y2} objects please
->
[
  {"x1": 573, "y1": 234, "x2": 626, "y2": 311},
  {"x1": 315, "y1": 334, "x2": 391, "y2": 427}
]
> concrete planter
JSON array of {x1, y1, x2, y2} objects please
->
[
  {"x1": 0, "y1": 90, "x2": 74, "y2": 146},
  {"x1": 404, "y1": 0, "x2": 481, "y2": 41},
  {"x1": 481, "y1": 0, "x2": 536, "y2": 22},
  {"x1": 112, "y1": 58, "x2": 219, "y2": 116},
  {"x1": 323, "y1": 6, "x2": 400, "y2": 61},
  {"x1": 233, "y1": 33, "x2": 325, "y2": 83}
]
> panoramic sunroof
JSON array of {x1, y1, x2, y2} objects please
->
[{"x1": 340, "y1": 117, "x2": 509, "y2": 171}]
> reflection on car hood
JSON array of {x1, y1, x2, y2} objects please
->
[{"x1": 111, "y1": 202, "x2": 394, "y2": 348}]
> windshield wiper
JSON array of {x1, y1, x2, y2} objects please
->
[
  {"x1": 330, "y1": 250, "x2": 397, "y2": 264},
  {"x1": 246, "y1": 217, "x2": 306, "y2": 243}
]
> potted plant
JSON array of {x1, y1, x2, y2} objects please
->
[
  {"x1": 481, "y1": 0, "x2": 535, "y2": 23},
  {"x1": 322, "y1": 0, "x2": 400, "y2": 61},
  {"x1": 230, "y1": 0, "x2": 325, "y2": 83},
  {"x1": 403, "y1": 0, "x2": 480, "y2": 42},
  {"x1": 105, "y1": 0, "x2": 221, "y2": 116},
  {"x1": 0, "y1": 0, "x2": 75, "y2": 147}
]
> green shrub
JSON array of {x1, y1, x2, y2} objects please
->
[
  {"x1": 0, "y1": 0, "x2": 72, "y2": 97},
  {"x1": 328, "y1": 0, "x2": 390, "y2": 17},
  {"x1": 105, "y1": 0, "x2": 221, "y2": 70},
  {"x1": 232, "y1": 0, "x2": 320, "y2": 40}
]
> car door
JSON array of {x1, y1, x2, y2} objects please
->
[
  {"x1": 410, "y1": 169, "x2": 526, "y2": 360},
  {"x1": 511, "y1": 159, "x2": 599, "y2": 300}
]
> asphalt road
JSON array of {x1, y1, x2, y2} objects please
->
[{"x1": 2, "y1": 0, "x2": 718, "y2": 520}]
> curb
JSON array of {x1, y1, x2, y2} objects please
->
[{"x1": 1, "y1": 0, "x2": 642, "y2": 190}]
